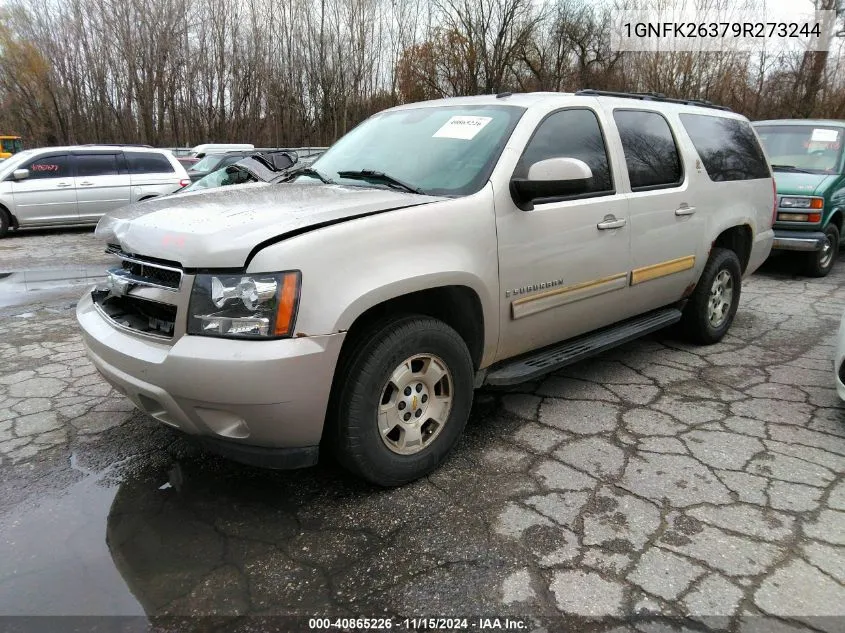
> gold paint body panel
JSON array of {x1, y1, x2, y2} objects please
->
[
  {"x1": 630, "y1": 255, "x2": 696, "y2": 286},
  {"x1": 510, "y1": 255, "x2": 697, "y2": 319},
  {"x1": 511, "y1": 272, "x2": 629, "y2": 320}
]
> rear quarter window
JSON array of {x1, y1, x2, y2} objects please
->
[
  {"x1": 126, "y1": 152, "x2": 176, "y2": 175},
  {"x1": 679, "y1": 114, "x2": 770, "y2": 181}
]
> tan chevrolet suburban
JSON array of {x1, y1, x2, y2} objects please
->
[{"x1": 77, "y1": 90, "x2": 775, "y2": 486}]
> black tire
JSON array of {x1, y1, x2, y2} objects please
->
[
  {"x1": 681, "y1": 247, "x2": 742, "y2": 345},
  {"x1": 805, "y1": 223, "x2": 839, "y2": 278},
  {"x1": 0, "y1": 208, "x2": 10, "y2": 238},
  {"x1": 327, "y1": 315, "x2": 474, "y2": 487}
]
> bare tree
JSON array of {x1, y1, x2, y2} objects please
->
[{"x1": 3, "y1": 0, "x2": 845, "y2": 149}]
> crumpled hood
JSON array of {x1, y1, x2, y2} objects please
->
[
  {"x1": 773, "y1": 172, "x2": 837, "y2": 197},
  {"x1": 96, "y1": 182, "x2": 444, "y2": 268}
]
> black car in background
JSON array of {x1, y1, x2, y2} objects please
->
[
  {"x1": 180, "y1": 149, "x2": 325, "y2": 192},
  {"x1": 186, "y1": 148, "x2": 322, "y2": 182}
]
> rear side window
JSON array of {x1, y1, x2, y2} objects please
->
[
  {"x1": 613, "y1": 110, "x2": 683, "y2": 189},
  {"x1": 516, "y1": 108, "x2": 613, "y2": 194},
  {"x1": 75, "y1": 154, "x2": 119, "y2": 178},
  {"x1": 21, "y1": 155, "x2": 70, "y2": 179},
  {"x1": 679, "y1": 114, "x2": 770, "y2": 181},
  {"x1": 126, "y1": 152, "x2": 175, "y2": 174}
]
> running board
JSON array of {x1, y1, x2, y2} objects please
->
[{"x1": 484, "y1": 307, "x2": 683, "y2": 386}]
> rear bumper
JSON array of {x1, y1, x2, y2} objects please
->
[
  {"x1": 745, "y1": 228, "x2": 774, "y2": 277},
  {"x1": 772, "y1": 229, "x2": 826, "y2": 252}
]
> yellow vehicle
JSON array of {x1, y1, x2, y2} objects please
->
[{"x1": 0, "y1": 136, "x2": 23, "y2": 160}]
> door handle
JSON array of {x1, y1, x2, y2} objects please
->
[
  {"x1": 675, "y1": 205, "x2": 696, "y2": 216},
  {"x1": 597, "y1": 215, "x2": 626, "y2": 230},
  {"x1": 79, "y1": 181, "x2": 94, "y2": 187},
  {"x1": 56, "y1": 182, "x2": 72, "y2": 188}
]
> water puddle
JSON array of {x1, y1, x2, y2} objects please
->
[
  {"x1": 0, "y1": 265, "x2": 109, "y2": 308},
  {"x1": 0, "y1": 455, "x2": 144, "y2": 616},
  {"x1": 0, "y1": 428, "x2": 502, "y2": 620},
  {"x1": 0, "y1": 450, "x2": 436, "y2": 619}
]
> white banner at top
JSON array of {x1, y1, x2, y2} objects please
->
[{"x1": 609, "y1": 0, "x2": 840, "y2": 53}]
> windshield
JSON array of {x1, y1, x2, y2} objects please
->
[
  {"x1": 184, "y1": 165, "x2": 257, "y2": 191},
  {"x1": 755, "y1": 125, "x2": 844, "y2": 174},
  {"x1": 191, "y1": 154, "x2": 226, "y2": 172},
  {"x1": 1, "y1": 138, "x2": 20, "y2": 153},
  {"x1": 302, "y1": 105, "x2": 525, "y2": 196}
]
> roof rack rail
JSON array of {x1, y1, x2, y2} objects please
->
[
  {"x1": 575, "y1": 89, "x2": 732, "y2": 112},
  {"x1": 78, "y1": 143, "x2": 154, "y2": 148}
]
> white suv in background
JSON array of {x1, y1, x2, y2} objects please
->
[{"x1": 0, "y1": 145, "x2": 190, "y2": 237}]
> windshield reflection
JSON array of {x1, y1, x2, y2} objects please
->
[
  {"x1": 755, "y1": 125, "x2": 844, "y2": 174},
  {"x1": 302, "y1": 105, "x2": 525, "y2": 197}
]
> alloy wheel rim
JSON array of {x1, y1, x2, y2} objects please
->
[
  {"x1": 707, "y1": 269, "x2": 734, "y2": 328},
  {"x1": 377, "y1": 353, "x2": 453, "y2": 456},
  {"x1": 819, "y1": 236, "x2": 834, "y2": 269}
]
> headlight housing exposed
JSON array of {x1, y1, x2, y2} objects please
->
[
  {"x1": 779, "y1": 196, "x2": 823, "y2": 210},
  {"x1": 188, "y1": 271, "x2": 300, "y2": 339}
]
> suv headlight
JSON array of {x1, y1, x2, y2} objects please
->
[
  {"x1": 780, "y1": 196, "x2": 823, "y2": 210},
  {"x1": 188, "y1": 271, "x2": 300, "y2": 339}
]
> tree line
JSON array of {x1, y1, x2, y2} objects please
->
[{"x1": 0, "y1": 0, "x2": 843, "y2": 149}]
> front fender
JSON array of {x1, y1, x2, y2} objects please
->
[{"x1": 247, "y1": 187, "x2": 501, "y2": 366}]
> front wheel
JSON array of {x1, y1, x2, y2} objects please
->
[
  {"x1": 681, "y1": 247, "x2": 742, "y2": 345},
  {"x1": 328, "y1": 315, "x2": 474, "y2": 487},
  {"x1": 0, "y1": 208, "x2": 10, "y2": 238},
  {"x1": 805, "y1": 223, "x2": 839, "y2": 278}
]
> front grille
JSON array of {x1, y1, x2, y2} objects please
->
[
  {"x1": 106, "y1": 246, "x2": 183, "y2": 291},
  {"x1": 121, "y1": 259, "x2": 181, "y2": 289},
  {"x1": 92, "y1": 290, "x2": 177, "y2": 338},
  {"x1": 98, "y1": 247, "x2": 186, "y2": 338}
]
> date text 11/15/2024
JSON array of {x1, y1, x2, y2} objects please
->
[{"x1": 308, "y1": 617, "x2": 530, "y2": 630}]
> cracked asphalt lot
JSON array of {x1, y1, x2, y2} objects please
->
[{"x1": 1, "y1": 230, "x2": 844, "y2": 632}]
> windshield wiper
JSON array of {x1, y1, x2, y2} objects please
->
[
  {"x1": 336, "y1": 169, "x2": 426, "y2": 195},
  {"x1": 283, "y1": 166, "x2": 335, "y2": 184},
  {"x1": 771, "y1": 164, "x2": 813, "y2": 174}
]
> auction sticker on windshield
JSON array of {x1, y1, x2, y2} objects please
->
[
  {"x1": 433, "y1": 116, "x2": 492, "y2": 140},
  {"x1": 811, "y1": 128, "x2": 840, "y2": 143}
]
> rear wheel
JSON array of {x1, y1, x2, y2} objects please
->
[
  {"x1": 681, "y1": 247, "x2": 742, "y2": 345},
  {"x1": 328, "y1": 315, "x2": 474, "y2": 487},
  {"x1": 805, "y1": 223, "x2": 839, "y2": 278}
]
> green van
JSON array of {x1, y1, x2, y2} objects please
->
[{"x1": 753, "y1": 120, "x2": 845, "y2": 276}]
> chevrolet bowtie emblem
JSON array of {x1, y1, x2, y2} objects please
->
[
  {"x1": 412, "y1": 395, "x2": 418, "y2": 410},
  {"x1": 106, "y1": 270, "x2": 132, "y2": 297}
]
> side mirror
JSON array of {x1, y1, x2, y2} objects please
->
[
  {"x1": 12, "y1": 168, "x2": 29, "y2": 181},
  {"x1": 510, "y1": 158, "x2": 593, "y2": 211}
]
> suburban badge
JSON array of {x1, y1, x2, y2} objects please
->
[{"x1": 506, "y1": 278, "x2": 565, "y2": 298}]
